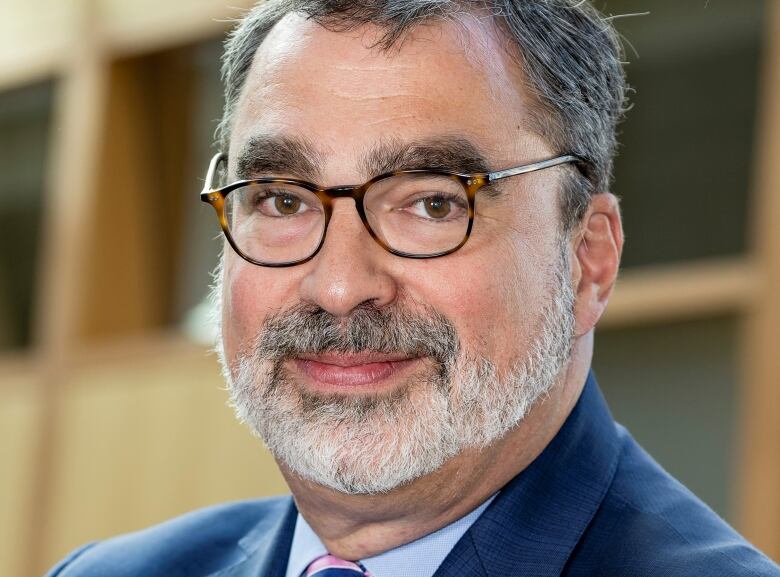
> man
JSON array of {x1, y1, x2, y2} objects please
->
[{"x1": 48, "y1": 1, "x2": 780, "y2": 576}]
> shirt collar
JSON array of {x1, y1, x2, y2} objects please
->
[
  {"x1": 286, "y1": 496, "x2": 496, "y2": 577},
  {"x1": 285, "y1": 514, "x2": 327, "y2": 577}
]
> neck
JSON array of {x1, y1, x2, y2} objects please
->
[{"x1": 283, "y1": 334, "x2": 593, "y2": 560}]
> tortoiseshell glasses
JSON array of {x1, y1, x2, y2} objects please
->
[{"x1": 200, "y1": 152, "x2": 582, "y2": 267}]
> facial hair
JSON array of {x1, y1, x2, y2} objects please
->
[{"x1": 218, "y1": 245, "x2": 575, "y2": 495}]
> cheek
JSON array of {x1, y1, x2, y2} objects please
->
[
  {"x1": 410, "y1": 242, "x2": 547, "y2": 368},
  {"x1": 221, "y1": 256, "x2": 299, "y2": 361},
  {"x1": 405, "y1": 249, "x2": 511, "y2": 360}
]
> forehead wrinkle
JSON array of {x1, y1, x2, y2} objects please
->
[
  {"x1": 329, "y1": 90, "x2": 439, "y2": 103},
  {"x1": 329, "y1": 62, "x2": 418, "y2": 72},
  {"x1": 362, "y1": 114, "x2": 419, "y2": 128}
]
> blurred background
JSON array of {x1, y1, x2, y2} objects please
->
[{"x1": 1, "y1": 0, "x2": 779, "y2": 575}]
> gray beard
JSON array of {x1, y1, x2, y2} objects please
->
[{"x1": 218, "y1": 246, "x2": 575, "y2": 495}]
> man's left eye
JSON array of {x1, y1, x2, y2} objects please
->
[{"x1": 407, "y1": 195, "x2": 466, "y2": 221}]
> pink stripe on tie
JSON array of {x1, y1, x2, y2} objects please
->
[{"x1": 305, "y1": 554, "x2": 369, "y2": 577}]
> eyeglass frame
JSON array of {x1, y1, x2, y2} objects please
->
[{"x1": 200, "y1": 151, "x2": 585, "y2": 268}]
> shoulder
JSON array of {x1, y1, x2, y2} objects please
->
[
  {"x1": 565, "y1": 426, "x2": 780, "y2": 576},
  {"x1": 45, "y1": 496, "x2": 293, "y2": 577}
]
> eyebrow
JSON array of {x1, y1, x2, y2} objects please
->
[
  {"x1": 361, "y1": 136, "x2": 500, "y2": 198},
  {"x1": 360, "y1": 136, "x2": 492, "y2": 176},
  {"x1": 233, "y1": 134, "x2": 494, "y2": 184},
  {"x1": 235, "y1": 134, "x2": 324, "y2": 181}
]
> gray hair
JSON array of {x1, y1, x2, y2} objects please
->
[{"x1": 218, "y1": 0, "x2": 627, "y2": 230}]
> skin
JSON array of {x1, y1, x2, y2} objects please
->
[{"x1": 223, "y1": 13, "x2": 623, "y2": 560}]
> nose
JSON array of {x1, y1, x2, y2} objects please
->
[{"x1": 298, "y1": 199, "x2": 398, "y2": 317}]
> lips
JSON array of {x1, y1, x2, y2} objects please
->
[{"x1": 292, "y1": 352, "x2": 420, "y2": 388}]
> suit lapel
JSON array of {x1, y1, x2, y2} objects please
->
[
  {"x1": 432, "y1": 531, "x2": 489, "y2": 577},
  {"x1": 209, "y1": 497, "x2": 298, "y2": 577},
  {"x1": 435, "y1": 372, "x2": 620, "y2": 577}
]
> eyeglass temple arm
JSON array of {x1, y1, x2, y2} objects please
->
[
  {"x1": 202, "y1": 152, "x2": 228, "y2": 194},
  {"x1": 487, "y1": 154, "x2": 582, "y2": 182}
]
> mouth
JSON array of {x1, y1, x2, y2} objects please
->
[{"x1": 290, "y1": 352, "x2": 423, "y2": 390}]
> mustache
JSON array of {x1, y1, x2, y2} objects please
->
[{"x1": 252, "y1": 302, "x2": 460, "y2": 366}]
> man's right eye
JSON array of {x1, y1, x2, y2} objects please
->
[
  {"x1": 252, "y1": 190, "x2": 312, "y2": 217},
  {"x1": 269, "y1": 193, "x2": 303, "y2": 216}
]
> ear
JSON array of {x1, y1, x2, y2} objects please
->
[{"x1": 570, "y1": 193, "x2": 623, "y2": 337}]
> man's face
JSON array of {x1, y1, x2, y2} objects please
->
[{"x1": 219, "y1": 14, "x2": 576, "y2": 493}]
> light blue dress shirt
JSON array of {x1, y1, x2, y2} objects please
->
[{"x1": 285, "y1": 495, "x2": 495, "y2": 577}]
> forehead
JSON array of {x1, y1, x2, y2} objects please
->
[{"x1": 229, "y1": 12, "x2": 547, "y2": 173}]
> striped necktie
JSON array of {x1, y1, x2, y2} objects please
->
[{"x1": 304, "y1": 554, "x2": 370, "y2": 577}]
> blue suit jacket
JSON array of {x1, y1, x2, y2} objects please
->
[{"x1": 48, "y1": 373, "x2": 780, "y2": 576}]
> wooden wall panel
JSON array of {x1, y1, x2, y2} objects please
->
[
  {"x1": 76, "y1": 59, "x2": 169, "y2": 339},
  {"x1": 40, "y1": 344, "x2": 288, "y2": 571},
  {"x1": 603, "y1": 258, "x2": 757, "y2": 328},
  {"x1": 33, "y1": 24, "x2": 107, "y2": 357},
  {"x1": 78, "y1": 49, "x2": 202, "y2": 339},
  {"x1": 0, "y1": 376, "x2": 43, "y2": 577},
  {"x1": 736, "y1": 0, "x2": 780, "y2": 558}
]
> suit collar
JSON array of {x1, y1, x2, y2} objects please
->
[
  {"x1": 209, "y1": 497, "x2": 298, "y2": 577},
  {"x1": 435, "y1": 371, "x2": 620, "y2": 577}
]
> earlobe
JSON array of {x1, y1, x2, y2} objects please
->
[{"x1": 572, "y1": 193, "x2": 623, "y2": 337}]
